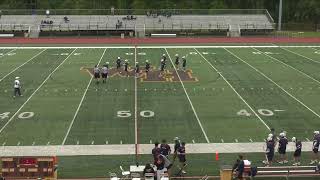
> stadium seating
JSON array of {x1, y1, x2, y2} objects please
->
[{"x1": 0, "y1": 11, "x2": 274, "y2": 37}]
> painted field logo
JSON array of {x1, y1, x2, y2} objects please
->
[{"x1": 81, "y1": 67, "x2": 198, "y2": 82}]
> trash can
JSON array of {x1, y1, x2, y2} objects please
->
[{"x1": 220, "y1": 165, "x2": 232, "y2": 180}]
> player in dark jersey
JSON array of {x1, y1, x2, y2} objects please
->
[
  {"x1": 145, "y1": 60, "x2": 150, "y2": 73},
  {"x1": 182, "y1": 56, "x2": 187, "y2": 71},
  {"x1": 263, "y1": 136, "x2": 274, "y2": 166},
  {"x1": 93, "y1": 65, "x2": 100, "y2": 84},
  {"x1": 135, "y1": 62, "x2": 140, "y2": 77},
  {"x1": 174, "y1": 54, "x2": 180, "y2": 69},
  {"x1": 173, "y1": 137, "x2": 181, "y2": 162},
  {"x1": 177, "y1": 142, "x2": 187, "y2": 174},
  {"x1": 277, "y1": 132, "x2": 288, "y2": 164},
  {"x1": 160, "y1": 59, "x2": 165, "y2": 71},
  {"x1": 158, "y1": 59, "x2": 166, "y2": 78},
  {"x1": 160, "y1": 139, "x2": 171, "y2": 157},
  {"x1": 152, "y1": 142, "x2": 161, "y2": 163},
  {"x1": 310, "y1": 131, "x2": 320, "y2": 164},
  {"x1": 292, "y1": 137, "x2": 302, "y2": 166},
  {"x1": 101, "y1": 62, "x2": 109, "y2": 83},
  {"x1": 124, "y1": 59, "x2": 129, "y2": 77},
  {"x1": 162, "y1": 54, "x2": 166, "y2": 63},
  {"x1": 116, "y1": 57, "x2": 121, "y2": 70}
]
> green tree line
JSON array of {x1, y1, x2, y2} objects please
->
[{"x1": 0, "y1": 0, "x2": 319, "y2": 23}]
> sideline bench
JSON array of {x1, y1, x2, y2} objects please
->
[{"x1": 256, "y1": 166, "x2": 320, "y2": 177}]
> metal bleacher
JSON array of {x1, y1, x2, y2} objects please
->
[{"x1": 0, "y1": 9, "x2": 275, "y2": 37}]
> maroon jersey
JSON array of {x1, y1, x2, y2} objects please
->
[{"x1": 160, "y1": 143, "x2": 171, "y2": 156}]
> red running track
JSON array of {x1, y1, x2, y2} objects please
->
[{"x1": 0, "y1": 37, "x2": 320, "y2": 44}]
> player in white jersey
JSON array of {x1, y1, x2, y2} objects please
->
[
  {"x1": 13, "y1": 77, "x2": 22, "y2": 98},
  {"x1": 102, "y1": 62, "x2": 109, "y2": 83}
]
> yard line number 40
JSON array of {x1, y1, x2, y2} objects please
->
[{"x1": 0, "y1": 112, "x2": 34, "y2": 120}]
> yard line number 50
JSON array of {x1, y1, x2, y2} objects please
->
[{"x1": 117, "y1": 110, "x2": 154, "y2": 118}]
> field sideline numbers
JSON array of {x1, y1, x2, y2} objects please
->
[
  {"x1": 117, "y1": 110, "x2": 154, "y2": 118},
  {"x1": 252, "y1": 51, "x2": 279, "y2": 55},
  {"x1": 237, "y1": 109, "x2": 275, "y2": 117},
  {"x1": 0, "y1": 112, "x2": 34, "y2": 120}
]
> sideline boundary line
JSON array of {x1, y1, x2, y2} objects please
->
[
  {"x1": 165, "y1": 48, "x2": 210, "y2": 143},
  {"x1": 62, "y1": 48, "x2": 107, "y2": 145},
  {"x1": 0, "y1": 142, "x2": 315, "y2": 156},
  {"x1": 225, "y1": 48, "x2": 320, "y2": 120},
  {"x1": 194, "y1": 48, "x2": 270, "y2": 131},
  {"x1": 0, "y1": 48, "x2": 78, "y2": 134},
  {"x1": 0, "y1": 49, "x2": 46, "y2": 82}
]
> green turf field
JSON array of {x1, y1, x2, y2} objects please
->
[{"x1": 1, "y1": 45, "x2": 320, "y2": 146}]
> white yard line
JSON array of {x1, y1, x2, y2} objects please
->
[
  {"x1": 225, "y1": 48, "x2": 320, "y2": 119},
  {"x1": 62, "y1": 48, "x2": 107, "y2": 145},
  {"x1": 134, "y1": 46, "x2": 138, "y2": 147},
  {"x1": 0, "y1": 49, "x2": 46, "y2": 82},
  {"x1": 194, "y1": 48, "x2": 270, "y2": 130},
  {"x1": 281, "y1": 47, "x2": 320, "y2": 64},
  {"x1": 252, "y1": 47, "x2": 320, "y2": 85},
  {"x1": 0, "y1": 142, "x2": 314, "y2": 156},
  {"x1": 165, "y1": 48, "x2": 210, "y2": 143},
  {"x1": 0, "y1": 48, "x2": 77, "y2": 134}
]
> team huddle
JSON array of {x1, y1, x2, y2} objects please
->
[{"x1": 92, "y1": 54, "x2": 187, "y2": 84}]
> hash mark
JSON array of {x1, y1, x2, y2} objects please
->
[
  {"x1": 306, "y1": 138, "x2": 310, "y2": 141},
  {"x1": 221, "y1": 139, "x2": 224, "y2": 143}
]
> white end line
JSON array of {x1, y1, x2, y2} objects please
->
[
  {"x1": 165, "y1": 48, "x2": 210, "y2": 143},
  {"x1": 194, "y1": 48, "x2": 270, "y2": 130},
  {"x1": 0, "y1": 48, "x2": 77, "y2": 134},
  {"x1": 0, "y1": 49, "x2": 46, "y2": 82},
  {"x1": 62, "y1": 48, "x2": 107, "y2": 145},
  {"x1": 225, "y1": 48, "x2": 320, "y2": 119}
]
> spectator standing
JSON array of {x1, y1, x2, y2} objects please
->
[
  {"x1": 232, "y1": 155, "x2": 245, "y2": 180},
  {"x1": 263, "y1": 136, "x2": 275, "y2": 166},
  {"x1": 173, "y1": 137, "x2": 181, "y2": 162},
  {"x1": 292, "y1": 137, "x2": 302, "y2": 166},
  {"x1": 177, "y1": 142, "x2": 187, "y2": 174},
  {"x1": 160, "y1": 139, "x2": 171, "y2": 157},
  {"x1": 152, "y1": 142, "x2": 161, "y2": 163},
  {"x1": 277, "y1": 132, "x2": 288, "y2": 164},
  {"x1": 310, "y1": 131, "x2": 320, "y2": 164}
]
